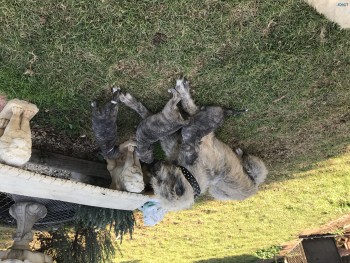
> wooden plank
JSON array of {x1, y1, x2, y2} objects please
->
[
  {"x1": 0, "y1": 163, "x2": 150, "y2": 211},
  {"x1": 27, "y1": 149, "x2": 110, "y2": 180}
]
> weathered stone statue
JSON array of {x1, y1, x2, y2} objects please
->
[
  {"x1": 0, "y1": 99, "x2": 38, "y2": 166},
  {"x1": 305, "y1": 0, "x2": 350, "y2": 28},
  {"x1": 0, "y1": 202, "x2": 53, "y2": 263}
]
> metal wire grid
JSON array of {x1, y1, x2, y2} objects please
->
[
  {"x1": 284, "y1": 241, "x2": 308, "y2": 263},
  {"x1": 0, "y1": 192, "x2": 78, "y2": 231}
]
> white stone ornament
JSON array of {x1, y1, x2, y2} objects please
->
[
  {"x1": 0, "y1": 202, "x2": 53, "y2": 263},
  {"x1": 0, "y1": 99, "x2": 38, "y2": 167}
]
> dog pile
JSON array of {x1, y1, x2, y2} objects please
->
[{"x1": 92, "y1": 78, "x2": 268, "y2": 211}]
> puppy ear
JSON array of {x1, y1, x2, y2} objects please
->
[{"x1": 235, "y1": 147, "x2": 244, "y2": 157}]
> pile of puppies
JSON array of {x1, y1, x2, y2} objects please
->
[{"x1": 92, "y1": 79, "x2": 268, "y2": 211}]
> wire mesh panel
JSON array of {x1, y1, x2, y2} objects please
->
[
  {"x1": 0, "y1": 192, "x2": 78, "y2": 231},
  {"x1": 0, "y1": 193, "x2": 15, "y2": 226},
  {"x1": 284, "y1": 241, "x2": 308, "y2": 263}
]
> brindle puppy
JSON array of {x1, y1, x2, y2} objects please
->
[
  {"x1": 120, "y1": 79, "x2": 268, "y2": 210},
  {"x1": 91, "y1": 88, "x2": 120, "y2": 160},
  {"x1": 91, "y1": 88, "x2": 144, "y2": 193},
  {"x1": 119, "y1": 89, "x2": 189, "y2": 164}
]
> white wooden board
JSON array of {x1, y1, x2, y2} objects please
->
[{"x1": 0, "y1": 163, "x2": 151, "y2": 211}]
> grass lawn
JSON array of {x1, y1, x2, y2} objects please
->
[{"x1": 0, "y1": 0, "x2": 350, "y2": 262}]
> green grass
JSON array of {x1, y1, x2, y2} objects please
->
[
  {"x1": 1, "y1": 0, "x2": 349, "y2": 156},
  {"x1": 0, "y1": 0, "x2": 350, "y2": 262}
]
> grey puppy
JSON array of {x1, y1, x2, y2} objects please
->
[
  {"x1": 120, "y1": 79, "x2": 268, "y2": 210},
  {"x1": 91, "y1": 88, "x2": 120, "y2": 160},
  {"x1": 91, "y1": 88, "x2": 144, "y2": 192}
]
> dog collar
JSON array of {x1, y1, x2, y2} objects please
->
[{"x1": 179, "y1": 166, "x2": 201, "y2": 199}]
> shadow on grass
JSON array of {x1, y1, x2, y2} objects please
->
[{"x1": 195, "y1": 254, "x2": 259, "y2": 263}]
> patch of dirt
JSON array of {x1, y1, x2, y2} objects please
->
[
  {"x1": 31, "y1": 126, "x2": 101, "y2": 162},
  {"x1": 110, "y1": 59, "x2": 146, "y2": 79},
  {"x1": 152, "y1": 32, "x2": 167, "y2": 46},
  {"x1": 300, "y1": 214, "x2": 350, "y2": 236}
]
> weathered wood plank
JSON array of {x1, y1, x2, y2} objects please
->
[{"x1": 0, "y1": 163, "x2": 150, "y2": 211}]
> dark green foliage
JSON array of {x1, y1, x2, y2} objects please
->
[
  {"x1": 75, "y1": 205, "x2": 135, "y2": 241},
  {"x1": 36, "y1": 206, "x2": 135, "y2": 263},
  {"x1": 36, "y1": 226, "x2": 115, "y2": 263}
]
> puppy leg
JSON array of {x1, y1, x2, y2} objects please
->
[
  {"x1": 135, "y1": 89, "x2": 188, "y2": 163},
  {"x1": 182, "y1": 106, "x2": 225, "y2": 143},
  {"x1": 91, "y1": 88, "x2": 120, "y2": 159},
  {"x1": 119, "y1": 93, "x2": 152, "y2": 119},
  {"x1": 175, "y1": 78, "x2": 199, "y2": 116},
  {"x1": 157, "y1": 88, "x2": 190, "y2": 129},
  {"x1": 163, "y1": 88, "x2": 186, "y2": 120},
  {"x1": 181, "y1": 107, "x2": 227, "y2": 165},
  {"x1": 160, "y1": 133, "x2": 181, "y2": 162}
]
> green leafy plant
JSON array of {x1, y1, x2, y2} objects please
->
[{"x1": 255, "y1": 245, "x2": 282, "y2": 259}]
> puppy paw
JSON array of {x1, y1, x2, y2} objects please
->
[
  {"x1": 111, "y1": 86, "x2": 121, "y2": 104},
  {"x1": 175, "y1": 78, "x2": 190, "y2": 98},
  {"x1": 119, "y1": 93, "x2": 136, "y2": 106},
  {"x1": 168, "y1": 88, "x2": 181, "y2": 103},
  {"x1": 112, "y1": 86, "x2": 121, "y2": 94}
]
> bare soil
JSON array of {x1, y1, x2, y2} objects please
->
[{"x1": 31, "y1": 126, "x2": 100, "y2": 162}]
